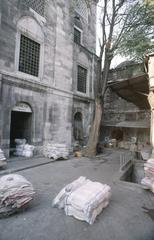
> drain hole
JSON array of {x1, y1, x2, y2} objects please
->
[{"x1": 120, "y1": 163, "x2": 144, "y2": 184}]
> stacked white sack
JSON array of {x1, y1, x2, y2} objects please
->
[
  {"x1": 52, "y1": 176, "x2": 87, "y2": 209},
  {"x1": 141, "y1": 177, "x2": 154, "y2": 192},
  {"x1": 14, "y1": 139, "x2": 34, "y2": 157},
  {"x1": 15, "y1": 139, "x2": 27, "y2": 145},
  {"x1": 144, "y1": 159, "x2": 154, "y2": 178},
  {"x1": 0, "y1": 148, "x2": 6, "y2": 167},
  {"x1": 52, "y1": 176, "x2": 111, "y2": 224},
  {"x1": 141, "y1": 158, "x2": 154, "y2": 193},
  {"x1": 0, "y1": 174, "x2": 35, "y2": 216},
  {"x1": 23, "y1": 144, "x2": 35, "y2": 157},
  {"x1": 14, "y1": 139, "x2": 26, "y2": 156},
  {"x1": 43, "y1": 143, "x2": 69, "y2": 160}
]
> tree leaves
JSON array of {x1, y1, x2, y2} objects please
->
[{"x1": 117, "y1": 2, "x2": 154, "y2": 60}]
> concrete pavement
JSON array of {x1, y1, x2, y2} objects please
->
[
  {"x1": 0, "y1": 149, "x2": 154, "y2": 240},
  {"x1": 0, "y1": 155, "x2": 56, "y2": 176}
]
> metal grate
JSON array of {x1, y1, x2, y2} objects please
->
[
  {"x1": 19, "y1": 35, "x2": 40, "y2": 77},
  {"x1": 74, "y1": 28, "x2": 81, "y2": 44},
  {"x1": 75, "y1": 0, "x2": 88, "y2": 21},
  {"x1": 77, "y1": 66, "x2": 87, "y2": 93},
  {"x1": 24, "y1": 0, "x2": 45, "y2": 16}
]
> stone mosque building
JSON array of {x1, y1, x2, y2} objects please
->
[{"x1": 0, "y1": 0, "x2": 98, "y2": 156}]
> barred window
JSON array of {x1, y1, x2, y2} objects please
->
[
  {"x1": 75, "y1": 0, "x2": 88, "y2": 21},
  {"x1": 77, "y1": 66, "x2": 87, "y2": 93},
  {"x1": 19, "y1": 35, "x2": 40, "y2": 77},
  {"x1": 74, "y1": 28, "x2": 81, "y2": 44},
  {"x1": 24, "y1": 0, "x2": 45, "y2": 16}
]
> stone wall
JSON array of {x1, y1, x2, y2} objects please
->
[
  {"x1": 0, "y1": 73, "x2": 47, "y2": 155},
  {"x1": 101, "y1": 64, "x2": 150, "y2": 147},
  {"x1": 0, "y1": 0, "x2": 98, "y2": 156},
  {"x1": 73, "y1": 97, "x2": 94, "y2": 145},
  {"x1": 108, "y1": 63, "x2": 145, "y2": 82}
]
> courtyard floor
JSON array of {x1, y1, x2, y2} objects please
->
[{"x1": 0, "y1": 149, "x2": 154, "y2": 240}]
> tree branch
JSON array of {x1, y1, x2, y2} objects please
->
[
  {"x1": 112, "y1": 10, "x2": 129, "y2": 51},
  {"x1": 115, "y1": 0, "x2": 126, "y2": 12}
]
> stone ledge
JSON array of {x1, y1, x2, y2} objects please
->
[
  {"x1": 1, "y1": 71, "x2": 74, "y2": 98},
  {"x1": 1, "y1": 71, "x2": 48, "y2": 93},
  {"x1": 73, "y1": 94, "x2": 94, "y2": 103}
]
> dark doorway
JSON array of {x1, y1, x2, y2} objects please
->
[
  {"x1": 111, "y1": 128, "x2": 123, "y2": 141},
  {"x1": 10, "y1": 111, "x2": 32, "y2": 155},
  {"x1": 74, "y1": 112, "x2": 83, "y2": 144}
]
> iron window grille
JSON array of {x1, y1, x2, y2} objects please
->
[
  {"x1": 19, "y1": 35, "x2": 40, "y2": 77},
  {"x1": 24, "y1": 0, "x2": 45, "y2": 16},
  {"x1": 77, "y1": 65, "x2": 87, "y2": 93},
  {"x1": 75, "y1": 0, "x2": 88, "y2": 21},
  {"x1": 74, "y1": 28, "x2": 81, "y2": 44}
]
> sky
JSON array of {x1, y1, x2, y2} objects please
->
[{"x1": 96, "y1": 1, "x2": 127, "y2": 68}]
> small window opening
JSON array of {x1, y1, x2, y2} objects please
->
[
  {"x1": 74, "y1": 28, "x2": 81, "y2": 44},
  {"x1": 77, "y1": 65, "x2": 87, "y2": 93},
  {"x1": 19, "y1": 35, "x2": 40, "y2": 77}
]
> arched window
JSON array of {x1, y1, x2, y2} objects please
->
[
  {"x1": 15, "y1": 16, "x2": 44, "y2": 79},
  {"x1": 12, "y1": 102, "x2": 32, "y2": 113}
]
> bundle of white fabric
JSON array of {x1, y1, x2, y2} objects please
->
[
  {"x1": 14, "y1": 139, "x2": 26, "y2": 156},
  {"x1": 141, "y1": 158, "x2": 154, "y2": 193},
  {"x1": 144, "y1": 159, "x2": 154, "y2": 178},
  {"x1": 43, "y1": 143, "x2": 69, "y2": 160},
  {"x1": 14, "y1": 139, "x2": 34, "y2": 157},
  {"x1": 141, "y1": 177, "x2": 154, "y2": 193},
  {"x1": 22, "y1": 144, "x2": 35, "y2": 157},
  {"x1": 52, "y1": 176, "x2": 111, "y2": 224},
  {"x1": 0, "y1": 148, "x2": 6, "y2": 167},
  {"x1": 0, "y1": 174, "x2": 35, "y2": 216}
]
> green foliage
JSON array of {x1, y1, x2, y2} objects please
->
[{"x1": 117, "y1": 2, "x2": 154, "y2": 60}]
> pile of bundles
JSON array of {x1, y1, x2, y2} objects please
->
[
  {"x1": 52, "y1": 176, "x2": 111, "y2": 224},
  {"x1": 14, "y1": 139, "x2": 34, "y2": 157},
  {"x1": 141, "y1": 158, "x2": 154, "y2": 193},
  {"x1": 43, "y1": 143, "x2": 70, "y2": 160},
  {"x1": 0, "y1": 148, "x2": 6, "y2": 167},
  {"x1": 0, "y1": 174, "x2": 35, "y2": 217}
]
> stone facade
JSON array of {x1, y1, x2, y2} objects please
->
[
  {"x1": 101, "y1": 63, "x2": 150, "y2": 148},
  {"x1": 0, "y1": 0, "x2": 98, "y2": 156},
  {"x1": 146, "y1": 53, "x2": 154, "y2": 151}
]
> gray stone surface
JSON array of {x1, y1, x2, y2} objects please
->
[
  {"x1": 0, "y1": 0, "x2": 98, "y2": 157},
  {"x1": 0, "y1": 149, "x2": 153, "y2": 240},
  {"x1": 102, "y1": 63, "x2": 150, "y2": 145}
]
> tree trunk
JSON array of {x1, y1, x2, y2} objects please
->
[
  {"x1": 82, "y1": 96, "x2": 102, "y2": 157},
  {"x1": 82, "y1": 49, "x2": 112, "y2": 157}
]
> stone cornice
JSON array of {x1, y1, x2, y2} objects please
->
[
  {"x1": 1, "y1": 71, "x2": 96, "y2": 102},
  {"x1": 1, "y1": 71, "x2": 48, "y2": 93},
  {"x1": 73, "y1": 93, "x2": 94, "y2": 103},
  {"x1": 0, "y1": 71, "x2": 74, "y2": 98}
]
